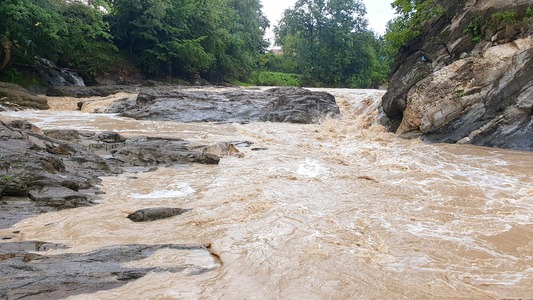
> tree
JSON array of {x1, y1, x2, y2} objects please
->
[
  {"x1": 275, "y1": 0, "x2": 383, "y2": 87},
  {"x1": 384, "y1": 0, "x2": 445, "y2": 53},
  {"x1": 204, "y1": 0, "x2": 269, "y2": 81},
  {"x1": 109, "y1": 0, "x2": 268, "y2": 81},
  {"x1": 109, "y1": 0, "x2": 211, "y2": 77},
  {"x1": 0, "y1": 0, "x2": 116, "y2": 76}
]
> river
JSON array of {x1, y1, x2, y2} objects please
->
[{"x1": 0, "y1": 88, "x2": 532, "y2": 299}]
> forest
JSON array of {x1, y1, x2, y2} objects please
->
[{"x1": 0, "y1": 0, "x2": 432, "y2": 88}]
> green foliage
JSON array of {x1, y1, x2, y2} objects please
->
[
  {"x1": 274, "y1": 0, "x2": 387, "y2": 88},
  {"x1": 463, "y1": 9, "x2": 532, "y2": 43},
  {"x1": 463, "y1": 16, "x2": 484, "y2": 42},
  {"x1": 527, "y1": 7, "x2": 533, "y2": 18},
  {"x1": 0, "y1": 68, "x2": 41, "y2": 87},
  {"x1": 491, "y1": 11, "x2": 517, "y2": 24},
  {"x1": 1, "y1": 175, "x2": 13, "y2": 182},
  {"x1": 251, "y1": 71, "x2": 302, "y2": 87},
  {"x1": 0, "y1": 0, "x2": 118, "y2": 78},
  {"x1": 384, "y1": 0, "x2": 445, "y2": 53},
  {"x1": 259, "y1": 53, "x2": 298, "y2": 74},
  {"x1": 109, "y1": 0, "x2": 268, "y2": 82}
]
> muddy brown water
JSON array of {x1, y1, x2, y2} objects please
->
[{"x1": 0, "y1": 88, "x2": 532, "y2": 299}]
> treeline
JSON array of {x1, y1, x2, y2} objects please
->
[
  {"x1": 0, "y1": 0, "x2": 415, "y2": 88},
  {"x1": 0, "y1": 0, "x2": 268, "y2": 83},
  {"x1": 266, "y1": 0, "x2": 390, "y2": 88}
]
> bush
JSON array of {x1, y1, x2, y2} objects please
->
[{"x1": 251, "y1": 71, "x2": 302, "y2": 86}]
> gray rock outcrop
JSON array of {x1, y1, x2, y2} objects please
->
[
  {"x1": 103, "y1": 87, "x2": 340, "y2": 124},
  {"x1": 0, "y1": 121, "x2": 233, "y2": 211},
  {"x1": 0, "y1": 242, "x2": 216, "y2": 299},
  {"x1": 0, "y1": 82, "x2": 49, "y2": 111},
  {"x1": 381, "y1": 1, "x2": 533, "y2": 151}
]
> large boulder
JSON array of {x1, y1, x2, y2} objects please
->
[
  {"x1": 104, "y1": 87, "x2": 341, "y2": 124},
  {"x1": 0, "y1": 82, "x2": 49, "y2": 110},
  {"x1": 381, "y1": 0, "x2": 533, "y2": 151}
]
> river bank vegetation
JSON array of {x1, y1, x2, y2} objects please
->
[{"x1": 0, "y1": 0, "x2": 435, "y2": 88}]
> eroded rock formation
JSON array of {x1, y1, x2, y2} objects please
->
[
  {"x1": 0, "y1": 120, "x2": 234, "y2": 213},
  {"x1": 381, "y1": 0, "x2": 533, "y2": 151},
  {"x1": 98, "y1": 87, "x2": 341, "y2": 124}
]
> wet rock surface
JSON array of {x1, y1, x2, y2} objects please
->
[
  {"x1": 0, "y1": 243, "x2": 215, "y2": 299},
  {"x1": 0, "y1": 197, "x2": 54, "y2": 230},
  {"x1": 380, "y1": 0, "x2": 533, "y2": 151},
  {"x1": 127, "y1": 207, "x2": 190, "y2": 222},
  {"x1": 100, "y1": 87, "x2": 340, "y2": 124},
  {"x1": 0, "y1": 120, "x2": 233, "y2": 215},
  {"x1": 0, "y1": 82, "x2": 49, "y2": 111},
  {"x1": 0, "y1": 120, "x2": 115, "y2": 209}
]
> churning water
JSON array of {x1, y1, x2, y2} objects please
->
[{"x1": 0, "y1": 88, "x2": 531, "y2": 299}]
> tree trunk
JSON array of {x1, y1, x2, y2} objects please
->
[{"x1": 0, "y1": 44, "x2": 10, "y2": 72}]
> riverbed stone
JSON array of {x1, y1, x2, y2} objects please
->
[
  {"x1": 1, "y1": 120, "x2": 230, "y2": 217},
  {"x1": 28, "y1": 187, "x2": 94, "y2": 209},
  {"x1": 127, "y1": 207, "x2": 191, "y2": 222}
]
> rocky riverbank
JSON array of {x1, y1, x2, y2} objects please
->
[
  {"x1": 0, "y1": 84, "x2": 342, "y2": 297},
  {"x1": 381, "y1": 0, "x2": 533, "y2": 151}
]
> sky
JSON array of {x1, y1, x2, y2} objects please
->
[{"x1": 261, "y1": 0, "x2": 396, "y2": 45}]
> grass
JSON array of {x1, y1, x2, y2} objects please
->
[{"x1": 1, "y1": 175, "x2": 13, "y2": 182}]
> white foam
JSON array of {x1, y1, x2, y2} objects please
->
[
  {"x1": 130, "y1": 183, "x2": 195, "y2": 199},
  {"x1": 296, "y1": 158, "x2": 329, "y2": 178}
]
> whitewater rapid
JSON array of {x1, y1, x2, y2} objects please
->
[{"x1": 0, "y1": 88, "x2": 531, "y2": 299}]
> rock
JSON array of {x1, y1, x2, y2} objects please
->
[
  {"x1": 96, "y1": 131, "x2": 127, "y2": 143},
  {"x1": 380, "y1": 0, "x2": 533, "y2": 151},
  {"x1": 0, "y1": 197, "x2": 55, "y2": 229},
  {"x1": 200, "y1": 142, "x2": 244, "y2": 158},
  {"x1": 36, "y1": 58, "x2": 85, "y2": 87},
  {"x1": 0, "y1": 82, "x2": 49, "y2": 110},
  {"x1": 0, "y1": 243, "x2": 216, "y2": 299},
  {"x1": 127, "y1": 207, "x2": 190, "y2": 222},
  {"x1": 28, "y1": 187, "x2": 94, "y2": 209},
  {"x1": 1, "y1": 121, "x2": 229, "y2": 215},
  {"x1": 107, "y1": 136, "x2": 221, "y2": 167},
  {"x1": 107, "y1": 87, "x2": 340, "y2": 124}
]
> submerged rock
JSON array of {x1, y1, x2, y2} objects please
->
[
  {"x1": 380, "y1": 1, "x2": 533, "y2": 151},
  {"x1": 127, "y1": 207, "x2": 190, "y2": 222}
]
